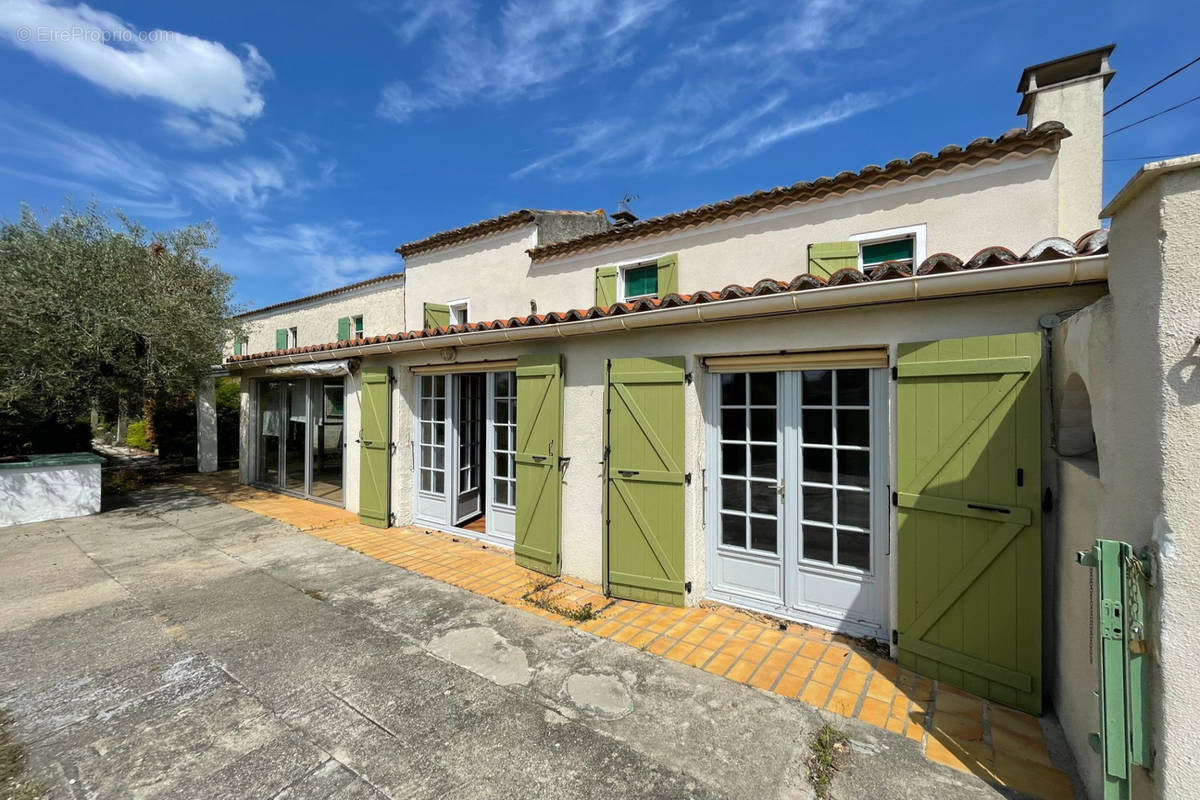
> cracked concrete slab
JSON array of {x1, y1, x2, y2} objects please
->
[{"x1": 0, "y1": 485, "x2": 1030, "y2": 799}]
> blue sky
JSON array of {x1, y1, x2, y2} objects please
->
[{"x1": 0, "y1": 0, "x2": 1196, "y2": 310}]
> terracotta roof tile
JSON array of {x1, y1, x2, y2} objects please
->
[
  {"x1": 228, "y1": 233, "x2": 1106, "y2": 365},
  {"x1": 526, "y1": 122, "x2": 1071, "y2": 262}
]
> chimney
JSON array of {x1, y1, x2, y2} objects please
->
[
  {"x1": 610, "y1": 209, "x2": 638, "y2": 226},
  {"x1": 1017, "y1": 45, "x2": 1115, "y2": 237}
]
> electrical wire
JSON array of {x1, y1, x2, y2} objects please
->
[
  {"x1": 1103, "y1": 153, "x2": 1190, "y2": 162},
  {"x1": 1105, "y1": 55, "x2": 1200, "y2": 116},
  {"x1": 1104, "y1": 93, "x2": 1200, "y2": 137}
]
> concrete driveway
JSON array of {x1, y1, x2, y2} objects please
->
[{"x1": 0, "y1": 486, "x2": 1032, "y2": 799}]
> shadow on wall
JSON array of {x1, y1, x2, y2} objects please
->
[{"x1": 1166, "y1": 338, "x2": 1200, "y2": 406}]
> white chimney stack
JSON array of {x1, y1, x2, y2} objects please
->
[{"x1": 1018, "y1": 45, "x2": 1116, "y2": 237}]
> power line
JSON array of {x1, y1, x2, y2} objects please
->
[
  {"x1": 1105, "y1": 55, "x2": 1200, "y2": 116},
  {"x1": 1104, "y1": 93, "x2": 1200, "y2": 137}
]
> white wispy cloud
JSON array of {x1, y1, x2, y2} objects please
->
[
  {"x1": 508, "y1": 1, "x2": 921, "y2": 179},
  {"x1": 244, "y1": 222, "x2": 398, "y2": 292},
  {"x1": 378, "y1": 0, "x2": 673, "y2": 121},
  {"x1": 0, "y1": 0, "x2": 272, "y2": 148},
  {"x1": 179, "y1": 144, "x2": 336, "y2": 216}
]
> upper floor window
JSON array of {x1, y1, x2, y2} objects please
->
[
  {"x1": 288, "y1": 327, "x2": 298, "y2": 348},
  {"x1": 850, "y1": 224, "x2": 926, "y2": 276},
  {"x1": 238, "y1": 336, "x2": 249, "y2": 354},
  {"x1": 448, "y1": 300, "x2": 469, "y2": 326},
  {"x1": 352, "y1": 315, "x2": 364, "y2": 338},
  {"x1": 621, "y1": 262, "x2": 659, "y2": 301}
]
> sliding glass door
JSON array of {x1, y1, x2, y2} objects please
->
[{"x1": 255, "y1": 377, "x2": 345, "y2": 505}]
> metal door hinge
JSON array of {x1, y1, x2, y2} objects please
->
[
  {"x1": 685, "y1": 372, "x2": 694, "y2": 385},
  {"x1": 684, "y1": 472, "x2": 692, "y2": 485},
  {"x1": 684, "y1": 580, "x2": 692, "y2": 593},
  {"x1": 891, "y1": 365, "x2": 898, "y2": 380},
  {"x1": 891, "y1": 491, "x2": 898, "y2": 507},
  {"x1": 891, "y1": 629, "x2": 898, "y2": 645}
]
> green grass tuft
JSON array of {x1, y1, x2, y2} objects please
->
[{"x1": 807, "y1": 722, "x2": 850, "y2": 798}]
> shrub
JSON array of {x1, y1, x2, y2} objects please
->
[
  {"x1": 152, "y1": 392, "x2": 197, "y2": 460},
  {"x1": 215, "y1": 378, "x2": 241, "y2": 468},
  {"x1": 125, "y1": 419, "x2": 153, "y2": 451}
]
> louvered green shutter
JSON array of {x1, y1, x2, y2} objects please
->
[
  {"x1": 423, "y1": 303, "x2": 451, "y2": 329},
  {"x1": 233, "y1": 336, "x2": 242, "y2": 356},
  {"x1": 337, "y1": 317, "x2": 350, "y2": 341},
  {"x1": 606, "y1": 356, "x2": 686, "y2": 606},
  {"x1": 656, "y1": 254, "x2": 679, "y2": 297},
  {"x1": 358, "y1": 366, "x2": 391, "y2": 528},
  {"x1": 275, "y1": 328, "x2": 288, "y2": 350},
  {"x1": 595, "y1": 266, "x2": 618, "y2": 307},
  {"x1": 808, "y1": 241, "x2": 859, "y2": 279},
  {"x1": 515, "y1": 354, "x2": 564, "y2": 575},
  {"x1": 896, "y1": 333, "x2": 1042, "y2": 713}
]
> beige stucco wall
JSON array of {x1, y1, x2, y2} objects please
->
[
  {"x1": 402, "y1": 154, "x2": 1078, "y2": 327},
  {"x1": 1052, "y1": 159, "x2": 1200, "y2": 799},
  {"x1": 402, "y1": 225, "x2": 538, "y2": 328},
  {"x1": 233, "y1": 278, "x2": 406, "y2": 356}
]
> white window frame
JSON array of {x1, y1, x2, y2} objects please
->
[
  {"x1": 239, "y1": 336, "x2": 249, "y2": 354},
  {"x1": 849, "y1": 223, "x2": 926, "y2": 274},
  {"x1": 618, "y1": 260, "x2": 659, "y2": 302},
  {"x1": 447, "y1": 299, "x2": 469, "y2": 326},
  {"x1": 287, "y1": 327, "x2": 298, "y2": 348},
  {"x1": 352, "y1": 315, "x2": 364, "y2": 338}
]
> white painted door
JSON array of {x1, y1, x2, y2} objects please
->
[
  {"x1": 707, "y1": 368, "x2": 888, "y2": 639},
  {"x1": 454, "y1": 374, "x2": 484, "y2": 524},
  {"x1": 415, "y1": 373, "x2": 450, "y2": 524},
  {"x1": 485, "y1": 371, "x2": 517, "y2": 543}
]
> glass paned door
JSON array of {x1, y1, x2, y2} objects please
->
[
  {"x1": 707, "y1": 367, "x2": 886, "y2": 637},
  {"x1": 485, "y1": 371, "x2": 517, "y2": 543},
  {"x1": 257, "y1": 381, "x2": 281, "y2": 485},
  {"x1": 284, "y1": 380, "x2": 307, "y2": 492},
  {"x1": 418, "y1": 375, "x2": 447, "y2": 495},
  {"x1": 311, "y1": 379, "x2": 344, "y2": 502},
  {"x1": 454, "y1": 373, "x2": 484, "y2": 524}
]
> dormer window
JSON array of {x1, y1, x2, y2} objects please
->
[
  {"x1": 621, "y1": 263, "x2": 659, "y2": 301},
  {"x1": 850, "y1": 224, "x2": 926, "y2": 276}
]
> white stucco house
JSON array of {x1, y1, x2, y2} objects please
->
[{"x1": 209, "y1": 46, "x2": 1200, "y2": 799}]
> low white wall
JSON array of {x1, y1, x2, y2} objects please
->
[{"x1": 0, "y1": 459, "x2": 102, "y2": 527}]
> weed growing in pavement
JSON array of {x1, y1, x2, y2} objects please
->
[
  {"x1": 1, "y1": 710, "x2": 45, "y2": 800},
  {"x1": 808, "y1": 722, "x2": 850, "y2": 798},
  {"x1": 521, "y1": 579, "x2": 599, "y2": 623}
]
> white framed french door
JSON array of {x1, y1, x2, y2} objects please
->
[
  {"x1": 413, "y1": 370, "x2": 517, "y2": 546},
  {"x1": 705, "y1": 367, "x2": 889, "y2": 639},
  {"x1": 454, "y1": 374, "x2": 484, "y2": 524}
]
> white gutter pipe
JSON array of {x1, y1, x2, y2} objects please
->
[{"x1": 229, "y1": 255, "x2": 1108, "y2": 369}]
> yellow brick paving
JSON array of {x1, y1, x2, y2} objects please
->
[{"x1": 174, "y1": 472, "x2": 1075, "y2": 800}]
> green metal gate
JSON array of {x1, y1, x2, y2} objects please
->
[
  {"x1": 605, "y1": 357, "x2": 686, "y2": 606},
  {"x1": 896, "y1": 333, "x2": 1043, "y2": 713},
  {"x1": 514, "y1": 354, "x2": 564, "y2": 575},
  {"x1": 358, "y1": 365, "x2": 391, "y2": 528}
]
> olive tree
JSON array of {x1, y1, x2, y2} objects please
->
[{"x1": 0, "y1": 203, "x2": 240, "y2": 453}]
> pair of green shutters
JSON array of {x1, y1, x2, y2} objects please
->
[
  {"x1": 512, "y1": 352, "x2": 688, "y2": 608},
  {"x1": 594, "y1": 255, "x2": 679, "y2": 307}
]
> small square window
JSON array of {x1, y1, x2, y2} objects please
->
[
  {"x1": 622, "y1": 263, "x2": 658, "y2": 300},
  {"x1": 352, "y1": 315, "x2": 363, "y2": 338},
  {"x1": 288, "y1": 327, "x2": 298, "y2": 347},
  {"x1": 860, "y1": 237, "x2": 914, "y2": 274},
  {"x1": 448, "y1": 301, "x2": 469, "y2": 326}
]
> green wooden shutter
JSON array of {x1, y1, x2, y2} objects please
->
[
  {"x1": 606, "y1": 356, "x2": 686, "y2": 606},
  {"x1": 515, "y1": 354, "x2": 564, "y2": 575},
  {"x1": 423, "y1": 303, "x2": 451, "y2": 329},
  {"x1": 275, "y1": 328, "x2": 288, "y2": 350},
  {"x1": 896, "y1": 333, "x2": 1043, "y2": 713},
  {"x1": 233, "y1": 336, "x2": 242, "y2": 356},
  {"x1": 656, "y1": 254, "x2": 679, "y2": 297},
  {"x1": 337, "y1": 316, "x2": 350, "y2": 341},
  {"x1": 594, "y1": 266, "x2": 618, "y2": 307},
  {"x1": 808, "y1": 241, "x2": 859, "y2": 279},
  {"x1": 358, "y1": 366, "x2": 391, "y2": 528}
]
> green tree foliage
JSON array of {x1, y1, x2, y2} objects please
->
[{"x1": 0, "y1": 203, "x2": 240, "y2": 454}]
